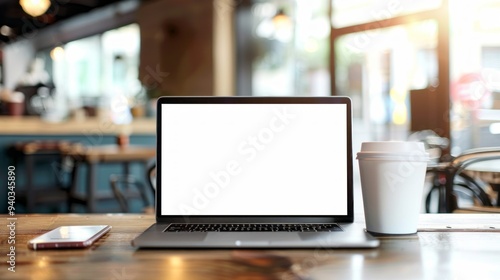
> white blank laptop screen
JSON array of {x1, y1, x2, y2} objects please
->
[{"x1": 160, "y1": 103, "x2": 348, "y2": 216}]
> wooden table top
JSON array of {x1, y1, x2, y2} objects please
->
[{"x1": 2, "y1": 214, "x2": 500, "y2": 279}]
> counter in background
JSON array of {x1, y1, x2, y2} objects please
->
[{"x1": 0, "y1": 116, "x2": 156, "y2": 135}]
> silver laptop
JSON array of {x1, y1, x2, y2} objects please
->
[{"x1": 133, "y1": 96, "x2": 379, "y2": 248}]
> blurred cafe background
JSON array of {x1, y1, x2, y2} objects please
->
[{"x1": 1, "y1": 0, "x2": 500, "y2": 214}]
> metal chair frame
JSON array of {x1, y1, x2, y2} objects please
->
[{"x1": 426, "y1": 147, "x2": 500, "y2": 213}]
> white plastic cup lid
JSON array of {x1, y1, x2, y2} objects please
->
[
  {"x1": 356, "y1": 152, "x2": 429, "y2": 161},
  {"x1": 356, "y1": 141, "x2": 429, "y2": 161},
  {"x1": 360, "y1": 141, "x2": 425, "y2": 153}
]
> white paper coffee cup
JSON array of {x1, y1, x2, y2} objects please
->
[{"x1": 357, "y1": 141, "x2": 428, "y2": 235}]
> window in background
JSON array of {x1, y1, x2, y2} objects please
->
[
  {"x1": 239, "y1": 0, "x2": 330, "y2": 96},
  {"x1": 449, "y1": 0, "x2": 500, "y2": 154},
  {"x1": 63, "y1": 35, "x2": 102, "y2": 98},
  {"x1": 335, "y1": 20, "x2": 438, "y2": 141},
  {"x1": 330, "y1": 0, "x2": 448, "y2": 154},
  {"x1": 331, "y1": 0, "x2": 442, "y2": 28},
  {"x1": 101, "y1": 24, "x2": 141, "y2": 97},
  {"x1": 39, "y1": 23, "x2": 140, "y2": 114}
]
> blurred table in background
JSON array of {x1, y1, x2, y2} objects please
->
[
  {"x1": 65, "y1": 144, "x2": 156, "y2": 213},
  {"x1": 7, "y1": 140, "x2": 81, "y2": 212}
]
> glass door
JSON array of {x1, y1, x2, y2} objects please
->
[
  {"x1": 334, "y1": 20, "x2": 438, "y2": 141},
  {"x1": 331, "y1": 0, "x2": 447, "y2": 149}
]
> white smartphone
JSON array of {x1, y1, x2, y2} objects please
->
[{"x1": 28, "y1": 225, "x2": 112, "y2": 250}]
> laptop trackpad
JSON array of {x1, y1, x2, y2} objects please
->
[
  {"x1": 207, "y1": 232, "x2": 300, "y2": 244},
  {"x1": 298, "y1": 232, "x2": 338, "y2": 241},
  {"x1": 165, "y1": 232, "x2": 208, "y2": 241}
]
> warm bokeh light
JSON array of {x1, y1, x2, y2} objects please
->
[
  {"x1": 37, "y1": 257, "x2": 48, "y2": 268},
  {"x1": 168, "y1": 256, "x2": 184, "y2": 267},
  {"x1": 390, "y1": 88, "x2": 408, "y2": 125},
  {"x1": 0, "y1": 25, "x2": 12, "y2": 36},
  {"x1": 272, "y1": 10, "x2": 291, "y2": 31},
  {"x1": 19, "y1": 0, "x2": 51, "y2": 17},
  {"x1": 50, "y1": 46, "x2": 65, "y2": 61}
]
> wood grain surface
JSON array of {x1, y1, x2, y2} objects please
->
[{"x1": 1, "y1": 214, "x2": 500, "y2": 279}]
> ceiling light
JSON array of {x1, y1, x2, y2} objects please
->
[
  {"x1": 272, "y1": 9, "x2": 291, "y2": 31},
  {"x1": 19, "y1": 0, "x2": 51, "y2": 17}
]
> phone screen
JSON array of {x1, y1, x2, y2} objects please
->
[{"x1": 28, "y1": 225, "x2": 111, "y2": 250}]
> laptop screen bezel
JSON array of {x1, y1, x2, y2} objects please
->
[{"x1": 155, "y1": 96, "x2": 354, "y2": 223}]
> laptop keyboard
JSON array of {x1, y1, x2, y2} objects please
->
[{"x1": 165, "y1": 223, "x2": 343, "y2": 232}]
